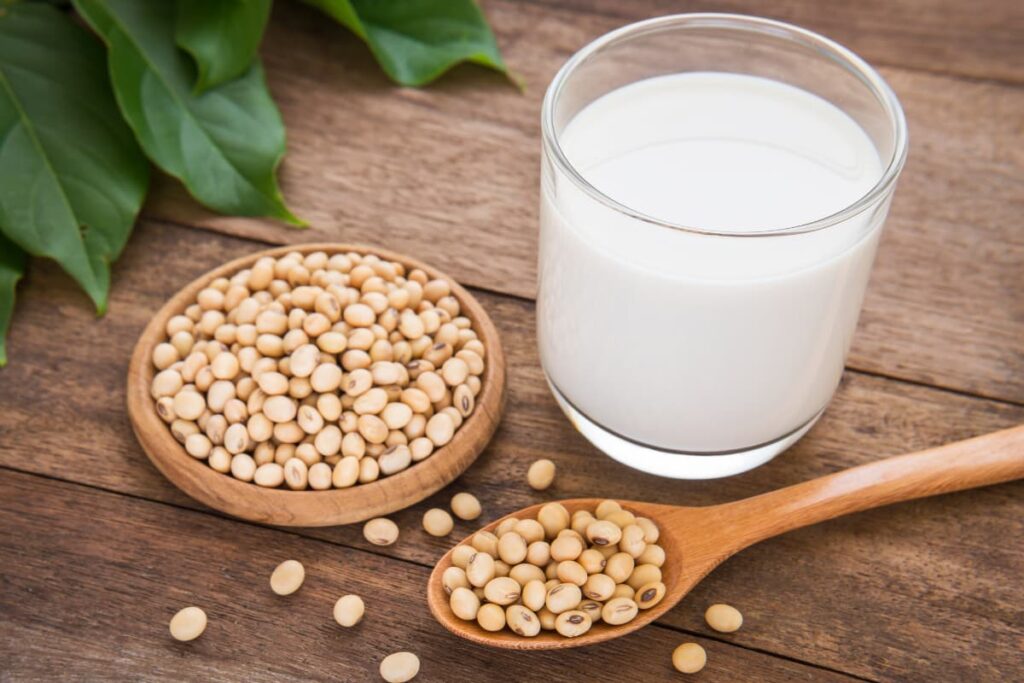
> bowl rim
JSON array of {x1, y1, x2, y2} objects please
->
[{"x1": 127, "y1": 242, "x2": 506, "y2": 526}]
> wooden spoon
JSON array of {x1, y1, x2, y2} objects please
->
[{"x1": 428, "y1": 424, "x2": 1024, "y2": 649}]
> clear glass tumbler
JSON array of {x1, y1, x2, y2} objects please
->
[{"x1": 537, "y1": 14, "x2": 908, "y2": 479}]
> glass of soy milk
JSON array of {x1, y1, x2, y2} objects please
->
[{"x1": 537, "y1": 15, "x2": 908, "y2": 479}]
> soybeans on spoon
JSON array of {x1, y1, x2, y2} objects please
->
[{"x1": 427, "y1": 424, "x2": 1024, "y2": 649}]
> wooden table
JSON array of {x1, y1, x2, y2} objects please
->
[{"x1": 2, "y1": 1, "x2": 1021, "y2": 680}]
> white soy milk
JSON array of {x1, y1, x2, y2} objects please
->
[{"x1": 538, "y1": 72, "x2": 887, "y2": 453}]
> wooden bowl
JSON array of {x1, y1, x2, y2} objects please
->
[{"x1": 127, "y1": 244, "x2": 505, "y2": 526}]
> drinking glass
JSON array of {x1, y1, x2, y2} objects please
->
[{"x1": 537, "y1": 14, "x2": 908, "y2": 479}]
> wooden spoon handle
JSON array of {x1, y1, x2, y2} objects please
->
[{"x1": 717, "y1": 424, "x2": 1024, "y2": 550}]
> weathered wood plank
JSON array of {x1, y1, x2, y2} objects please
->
[
  {"x1": 529, "y1": 0, "x2": 1024, "y2": 83},
  {"x1": 0, "y1": 469, "x2": 855, "y2": 682},
  {"x1": 144, "y1": 1, "x2": 1024, "y2": 403},
  {"x1": 1, "y1": 222, "x2": 1022, "y2": 680}
]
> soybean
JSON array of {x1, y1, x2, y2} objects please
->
[
  {"x1": 450, "y1": 586, "x2": 480, "y2": 621},
  {"x1": 526, "y1": 459, "x2": 556, "y2": 490},
  {"x1": 254, "y1": 462, "x2": 284, "y2": 488},
  {"x1": 604, "y1": 553, "x2": 635, "y2": 584},
  {"x1": 635, "y1": 581, "x2": 666, "y2": 609},
  {"x1": 627, "y1": 564, "x2": 662, "y2": 591},
  {"x1": 556, "y1": 561, "x2": 588, "y2": 587},
  {"x1": 513, "y1": 519, "x2": 545, "y2": 545},
  {"x1": 506, "y1": 605, "x2": 541, "y2": 637},
  {"x1": 637, "y1": 543, "x2": 666, "y2": 568},
  {"x1": 672, "y1": 643, "x2": 707, "y2": 674},
  {"x1": 169, "y1": 606, "x2": 207, "y2": 641},
  {"x1": 611, "y1": 584, "x2": 635, "y2": 601},
  {"x1": 422, "y1": 508, "x2": 454, "y2": 537},
  {"x1": 619, "y1": 524, "x2": 647, "y2": 558},
  {"x1": 471, "y1": 531, "x2": 499, "y2": 557},
  {"x1": 595, "y1": 499, "x2": 621, "y2": 519},
  {"x1": 578, "y1": 548, "x2": 606, "y2": 574},
  {"x1": 583, "y1": 573, "x2": 616, "y2": 601},
  {"x1": 601, "y1": 597, "x2": 639, "y2": 625},
  {"x1": 537, "y1": 503, "x2": 570, "y2": 538},
  {"x1": 442, "y1": 567, "x2": 470, "y2": 595},
  {"x1": 497, "y1": 532, "x2": 528, "y2": 565},
  {"x1": 466, "y1": 552, "x2": 496, "y2": 587},
  {"x1": 483, "y1": 577, "x2": 521, "y2": 606},
  {"x1": 705, "y1": 603, "x2": 743, "y2": 633},
  {"x1": 550, "y1": 535, "x2": 583, "y2": 562},
  {"x1": 636, "y1": 517, "x2": 660, "y2": 543},
  {"x1": 545, "y1": 583, "x2": 582, "y2": 614},
  {"x1": 333, "y1": 595, "x2": 365, "y2": 627},
  {"x1": 586, "y1": 520, "x2": 622, "y2": 547},
  {"x1": 494, "y1": 517, "x2": 519, "y2": 537},
  {"x1": 451, "y1": 544, "x2": 476, "y2": 569},
  {"x1": 477, "y1": 603, "x2": 506, "y2": 632},
  {"x1": 269, "y1": 559, "x2": 305, "y2": 596},
  {"x1": 379, "y1": 652, "x2": 420, "y2": 683},
  {"x1": 521, "y1": 579, "x2": 548, "y2": 612},
  {"x1": 450, "y1": 492, "x2": 482, "y2": 520},
  {"x1": 555, "y1": 610, "x2": 592, "y2": 638},
  {"x1": 509, "y1": 563, "x2": 545, "y2": 586},
  {"x1": 364, "y1": 517, "x2": 399, "y2": 546},
  {"x1": 526, "y1": 541, "x2": 551, "y2": 567}
]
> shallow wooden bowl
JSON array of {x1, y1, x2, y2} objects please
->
[{"x1": 127, "y1": 243, "x2": 506, "y2": 526}]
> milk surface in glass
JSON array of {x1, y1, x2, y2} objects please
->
[{"x1": 538, "y1": 72, "x2": 886, "y2": 455}]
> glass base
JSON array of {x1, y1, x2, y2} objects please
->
[{"x1": 546, "y1": 377, "x2": 823, "y2": 480}]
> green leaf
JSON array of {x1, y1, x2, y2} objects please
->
[
  {"x1": 0, "y1": 3, "x2": 149, "y2": 313},
  {"x1": 175, "y1": 0, "x2": 272, "y2": 93},
  {"x1": 304, "y1": 0, "x2": 508, "y2": 86},
  {"x1": 73, "y1": 0, "x2": 303, "y2": 226},
  {"x1": 0, "y1": 231, "x2": 27, "y2": 366}
]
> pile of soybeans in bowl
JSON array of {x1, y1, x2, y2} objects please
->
[
  {"x1": 147, "y1": 249, "x2": 487, "y2": 491},
  {"x1": 442, "y1": 500, "x2": 666, "y2": 638}
]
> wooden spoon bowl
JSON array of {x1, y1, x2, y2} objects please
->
[
  {"x1": 127, "y1": 243, "x2": 506, "y2": 526},
  {"x1": 428, "y1": 425, "x2": 1024, "y2": 649},
  {"x1": 428, "y1": 498, "x2": 684, "y2": 649}
]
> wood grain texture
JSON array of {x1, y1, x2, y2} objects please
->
[
  {"x1": 706, "y1": 424, "x2": 1024, "y2": 542},
  {"x1": 128, "y1": 243, "x2": 506, "y2": 526},
  {"x1": 0, "y1": 469, "x2": 855, "y2": 683},
  {"x1": 530, "y1": 0, "x2": 1024, "y2": 83},
  {"x1": 428, "y1": 426, "x2": 1024, "y2": 650},
  {"x1": 1, "y1": 221, "x2": 1022, "y2": 680},
  {"x1": 143, "y1": 0, "x2": 1024, "y2": 403}
]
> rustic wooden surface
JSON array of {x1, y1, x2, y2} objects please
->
[
  {"x1": 1, "y1": 0, "x2": 1022, "y2": 681},
  {"x1": 2, "y1": 225, "x2": 1022, "y2": 681}
]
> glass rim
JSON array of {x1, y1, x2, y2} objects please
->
[{"x1": 540, "y1": 13, "x2": 910, "y2": 238}]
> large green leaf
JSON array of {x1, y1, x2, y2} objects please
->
[
  {"x1": 0, "y1": 2, "x2": 149, "y2": 313},
  {"x1": 304, "y1": 0, "x2": 507, "y2": 86},
  {"x1": 176, "y1": 0, "x2": 272, "y2": 92},
  {"x1": 0, "y1": 231, "x2": 27, "y2": 367},
  {"x1": 73, "y1": 0, "x2": 303, "y2": 226}
]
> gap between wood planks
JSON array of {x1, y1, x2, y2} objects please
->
[
  {"x1": 152, "y1": 215, "x2": 1024, "y2": 412},
  {"x1": 0, "y1": 463, "x2": 875, "y2": 683}
]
